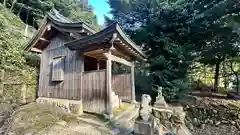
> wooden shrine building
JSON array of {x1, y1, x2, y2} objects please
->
[{"x1": 25, "y1": 10, "x2": 146, "y2": 117}]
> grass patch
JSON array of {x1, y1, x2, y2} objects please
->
[
  {"x1": 81, "y1": 112, "x2": 108, "y2": 122},
  {"x1": 112, "y1": 103, "x2": 133, "y2": 116},
  {"x1": 9, "y1": 103, "x2": 75, "y2": 135},
  {"x1": 0, "y1": 103, "x2": 18, "y2": 115}
]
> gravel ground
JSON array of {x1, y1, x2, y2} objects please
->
[
  {"x1": 183, "y1": 96, "x2": 240, "y2": 135},
  {"x1": 192, "y1": 125, "x2": 240, "y2": 135},
  {"x1": 0, "y1": 103, "x2": 18, "y2": 135}
]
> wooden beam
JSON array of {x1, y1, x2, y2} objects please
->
[
  {"x1": 106, "y1": 50, "x2": 113, "y2": 117},
  {"x1": 30, "y1": 47, "x2": 42, "y2": 53},
  {"x1": 84, "y1": 49, "x2": 106, "y2": 56},
  {"x1": 103, "y1": 53, "x2": 132, "y2": 67},
  {"x1": 39, "y1": 37, "x2": 50, "y2": 42},
  {"x1": 84, "y1": 49, "x2": 107, "y2": 60},
  {"x1": 97, "y1": 60, "x2": 100, "y2": 70},
  {"x1": 131, "y1": 62, "x2": 136, "y2": 102}
]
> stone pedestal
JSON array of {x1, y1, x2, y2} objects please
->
[
  {"x1": 134, "y1": 117, "x2": 154, "y2": 135},
  {"x1": 134, "y1": 94, "x2": 154, "y2": 135},
  {"x1": 153, "y1": 94, "x2": 172, "y2": 124},
  {"x1": 154, "y1": 96, "x2": 168, "y2": 109}
]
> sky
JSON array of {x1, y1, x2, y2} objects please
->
[{"x1": 88, "y1": 0, "x2": 112, "y2": 25}]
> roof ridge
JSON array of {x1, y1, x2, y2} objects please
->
[
  {"x1": 46, "y1": 8, "x2": 96, "y2": 33},
  {"x1": 47, "y1": 8, "x2": 73, "y2": 23}
]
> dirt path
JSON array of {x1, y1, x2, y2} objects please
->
[
  {"x1": 0, "y1": 103, "x2": 18, "y2": 135},
  {"x1": 7, "y1": 103, "x2": 113, "y2": 135}
]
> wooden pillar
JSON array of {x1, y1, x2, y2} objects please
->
[
  {"x1": 106, "y1": 51, "x2": 112, "y2": 117},
  {"x1": 131, "y1": 62, "x2": 136, "y2": 102},
  {"x1": 79, "y1": 53, "x2": 84, "y2": 114},
  {"x1": 97, "y1": 60, "x2": 100, "y2": 70}
]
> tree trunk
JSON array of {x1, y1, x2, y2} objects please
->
[
  {"x1": 236, "y1": 74, "x2": 239, "y2": 95},
  {"x1": 229, "y1": 60, "x2": 239, "y2": 95},
  {"x1": 222, "y1": 62, "x2": 228, "y2": 89},
  {"x1": 213, "y1": 62, "x2": 220, "y2": 92}
]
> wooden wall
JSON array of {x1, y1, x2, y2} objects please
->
[
  {"x1": 37, "y1": 34, "x2": 133, "y2": 114},
  {"x1": 112, "y1": 73, "x2": 132, "y2": 101},
  {"x1": 38, "y1": 34, "x2": 83, "y2": 100},
  {"x1": 82, "y1": 70, "x2": 106, "y2": 114}
]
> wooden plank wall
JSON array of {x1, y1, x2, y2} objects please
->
[
  {"x1": 82, "y1": 70, "x2": 106, "y2": 114},
  {"x1": 112, "y1": 73, "x2": 132, "y2": 101},
  {"x1": 38, "y1": 34, "x2": 83, "y2": 100}
]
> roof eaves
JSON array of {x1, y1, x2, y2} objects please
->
[
  {"x1": 115, "y1": 24, "x2": 147, "y2": 59},
  {"x1": 47, "y1": 11, "x2": 96, "y2": 34},
  {"x1": 24, "y1": 16, "x2": 49, "y2": 51},
  {"x1": 65, "y1": 22, "x2": 117, "y2": 49}
]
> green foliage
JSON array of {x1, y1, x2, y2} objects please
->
[
  {"x1": 0, "y1": 4, "x2": 27, "y2": 69},
  {"x1": 50, "y1": 0, "x2": 99, "y2": 30},
  {"x1": 0, "y1": 4, "x2": 36, "y2": 103},
  {"x1": 109, "y1": 0, "x2": 240, "y2": 101},
  {"x1": 1, "y1": 0, "x2": 99, "y2": 30},
  {"x1": 24, "y1": 52, "x2": 41, "y2": 68}
]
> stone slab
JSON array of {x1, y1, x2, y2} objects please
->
[
  {"x1": 134, "y1": 120, "x2": 154, "y2": 135},
  {"x1": 36, "y1": 97, "x2": 83, "y2": 115}
]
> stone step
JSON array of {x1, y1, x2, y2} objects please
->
[
  {"x1": 118, "y1": 107, "x2": 139, "y2": 123},
  {"x1": 110, "y1": 106, "x2": 139, "y2": 135}
]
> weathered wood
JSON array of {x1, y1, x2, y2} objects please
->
[
  {"x1": 38, "y1": 35, "x2": 83, "y2": 100},
  {"x1": 64, "y1": 23, "x2": 147, "y2": 60},
  {"x1": 103, "y1": 53, "x2": 132, "y2": 67},
  {"x1": 106, "y1": 51, "x2": 112, "y2": 115},
  {"x1": 52, "y1": 56, "x2": 64, "y2": 81},
  {"x1": 131, "y1": 62, "x2": 135, "y2": 101},
  {"x1": 112, "y1": 73, "x2": 132, "y2": 101},
  {"x1": 40, "y1": 37, "x2": 50, "y2": 42},
  {"x1": 82, "y1": 70, "x2": 106, "y2": 114},
  {"x1": 30, "y1": 48, "x2": 42, "y2": 53}
]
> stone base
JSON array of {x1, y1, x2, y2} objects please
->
[
  {"x1": 154, "y1": 97, "x2": 168, "y2": 108},
  {"x1": 36, "y1": 97, "x2": 83, "y2": 115},
  {"x1": 103, "y1": 113, "x2": 113, "y2": 120},
  {"x1": 134, "y1": 117, "x2": 154, "y2": 135}
]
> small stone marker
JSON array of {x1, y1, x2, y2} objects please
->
[{"x1": 154, "y1": 86, "x2": 168, "y2": 108}]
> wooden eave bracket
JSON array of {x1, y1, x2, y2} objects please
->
[{"x1": 103, "y1": 52, "x2": 132, "y2": 67}]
